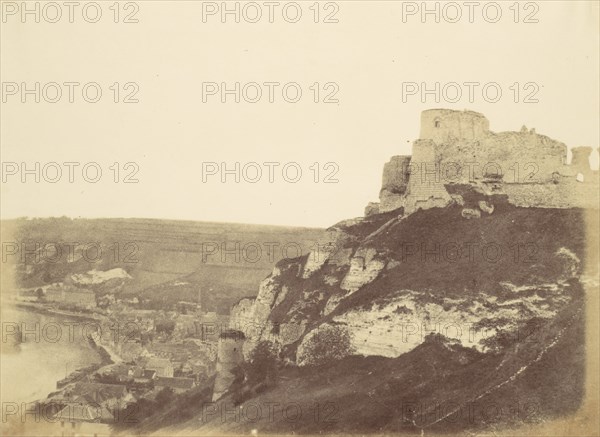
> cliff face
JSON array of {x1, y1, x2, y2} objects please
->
[
  {"x1": 231, "y1": 109, "x2": 598, "y2": 367},
  {"x1": 142, "y1": 110, "x2": 598, "y2": 434},
  {"x1": 231, "y1": 191, "x2": 597, "y2": 364}
]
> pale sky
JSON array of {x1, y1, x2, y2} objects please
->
[{"x1": 1, "y1": 1, "x2": 598, "y2": 227}]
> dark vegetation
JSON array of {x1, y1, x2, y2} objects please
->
[
  {"x1": 111, "y1": 384, "x2": 214, "y2": 433},
  {"x1": 333, "y1": 202, "x2": 594, "y2": 316}
]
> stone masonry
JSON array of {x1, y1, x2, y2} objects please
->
[{"x1": 367, "y1": 109, "x2": 599, "y2": 215}]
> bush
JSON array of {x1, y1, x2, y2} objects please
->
[
  {"x1": 155, "y1": 387, "x2": 175, "y2": 404},
  {"x1": 245, "y1": 341, "x2": 278, "y2": 387},
  {"x1": 155, "y1": 319, "x2": 176, "y2": 335},
  {"x1": 299, "y1": 324, "x2": 355, "y2": 366}
]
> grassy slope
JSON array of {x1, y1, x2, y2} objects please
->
[{"x1": 343, "y1": 203, "x2": 590, "y2": 305}]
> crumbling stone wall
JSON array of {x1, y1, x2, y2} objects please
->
[
  {"x1": 378, "y1": 155, "x2": 411, "y2": 213},
  {"x1": 504, "y1": 177, "x2": 599, "y2": 209},
  {"x1": 436, "y1": 131, "x2": 567, "y2": 184},
  {"x1": 403, "y1": 139, "x2": 452, "y2": 214},
  {"x1": 366, "y1": 109, "x2": 598, "y2": 216},
  {"x1": 571, "y1": 147, "x2": 595, "y2": 180}
]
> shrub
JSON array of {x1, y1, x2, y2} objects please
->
[
  {"x1": 299, "y1": 324, "x2": 355, "y2": 366},
  {"x1": 244, "y1": 341, "x2": 278, "y2": 387}
]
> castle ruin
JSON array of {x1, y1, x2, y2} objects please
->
[
  {"x1": 367, "y1": 109, "x2": 599, "y2": 216},
  {"x1": 212, "y1": 329, "x2": 245, "y2": 401}
]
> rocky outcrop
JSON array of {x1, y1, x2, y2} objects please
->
[
  {"x1": 340, "y1": 248, "x2": 386, "y2": 293},
  {"x1": 478, "y1": 200, "x2": 494, "y2": 214},
  {"x1": 331, "y1": 282, "x2": 572, "y2": 358},
  {"x1": 461, "y1": 208, "x2": 481, "y2": 219},
  {"x1": 236, "y1": 267, "x2": 285, "y2": 358},
  {"x1": 70, "y1": 268, "x2": 131, "y2": 285},
  {"x1": 234, "y1": 110, "x2": 598, "y2": 368},
  {"x1": 364, "y1": 202, "x2": 380, "y2": 216},
  {"x1": 234, "y1": 197, "x2": 595, "y2": 365},
  {"x1": 298, "y1": 245, "x2": 583, "y2": 361},
  {"x1": 301, "y1": 228, "x2": 350, "y2": 279},
  {"x1": 229, "y1": 297, "x2": 254, "y2": 331}
]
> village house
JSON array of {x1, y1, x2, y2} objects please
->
[
  {"x1": 44, "y1": 285, "x2": 65, "y2": 302},
  {"x1": 63, "y1": 289, "x2": 97, "y2": 308},
  {"x1": 116, "y1": 339, "x2": 147, "y2": 362},
  {"x1": 126, "y1": 309, "x2": 156, "y2": 331},
  {"x1": 143, "y1": 357, "x2": 174, "y2": 377},
  {"x1": 54, "y1": 403, "x2": 114, "y2": 436},
  {"x1": 64, "y1": 382, "x2": 134, "y2": 411},
  {"x1": 128, "y1": 366, "x2": 157, "y2": 384},
  {"x1": 155, "y1": 376, "x2": 196, "y2": 393},
  {"x1": 44, "y1": 284, "x2": 97, "y2": 309}
]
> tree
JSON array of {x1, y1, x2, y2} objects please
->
[
  {"x1": 155, "y1": 387, "x2": 175, "y2": 405},
  {"x1": 299, "y1": 324, "x2": 355, "y2": 367},
  {"x1": 245, "y1": 341, "x2": 278, "y2": 387},
  {"x1": 230, "y1": 365, "x2": 249, "y2": 406},
  {"x1": 155, "y1": 319, "x2": 175, "y2": 336}
]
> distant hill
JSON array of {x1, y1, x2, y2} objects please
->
[{"x1": 1, "y1": 217, "x2": 325, "y2": 313}]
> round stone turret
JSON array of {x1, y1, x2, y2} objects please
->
[
  {"x1": 420, "y1": 109, "x2": 489, "y2": 144},
  {"x1": 571, "y1": 147, "x2": 592, "y2": 173},
  {"x1": 212, "y1": 330, "x2": 245, "y2": 401}
]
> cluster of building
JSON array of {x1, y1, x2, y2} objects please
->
[
  {"x1": 44, "y1": 285, "x2": 97, "y2": 309},
  {"x1": 45, "y1": 382, "x2": 134, "y2": 435},
  {"x1": 16, "y1": 282, "x2": 97, "y2": 310},
  {"x1": 46, "y1": 332, "x2": 215, "y2": 433},
  {"x1": 12, "y1": 263, "x2": 253, "y2": 431}
]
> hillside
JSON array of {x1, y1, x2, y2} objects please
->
[
  {"x1": 1, "y1": 217, "x2": 325, "y2": 313},
  {"x1": 134, "y1": 271, "x2": 587, "y2": 435},
  {"x1": 113, "y1": 194, "x2": 596, "y2": 435},
  {"x1": 232, "y1": 190, "x2": 596, "y2": 361}
]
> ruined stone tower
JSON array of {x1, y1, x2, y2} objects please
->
[
  {"x1": 212, "y1": 329, "x2": 245, "y2": 401},
  {"x1": 420, "y1": 108, "x2": 489, "y2": 144},
  {"x1": 366, "y1": 109, "x2": 599, "y2": 216},
  {"x1": 571, "y1": 146, "x2": 593, "y2": 181},
  {"x1": 404, "y1": 139, "x2": 452, "y2": 213},
  {"x1": 377, "y1": 155, "x2": 411, "y2": 213}
]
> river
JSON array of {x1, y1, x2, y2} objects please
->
[{"x1": 1, "y1": 305, "x2": 104, "y2": 404}]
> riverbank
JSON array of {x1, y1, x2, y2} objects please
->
[
  {"x1": 89, "y1": 331, "x2": 122, "y2": 364},
  {"x1": 1, "y1": 303, "x2": 121, "y2": 406},
  {"x1": 13, "y1": 301, "x2": 104, "y2": 322},
  {"x1": 49, "y1": 334, "x2": 115, "y2": 392},
  {"x1": 13, "y1": 301, "x2": 125, "y2": 368}
]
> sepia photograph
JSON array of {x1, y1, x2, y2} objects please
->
[{"x1": 1, "y1": 1, "x2": 599, "y2": 436}]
